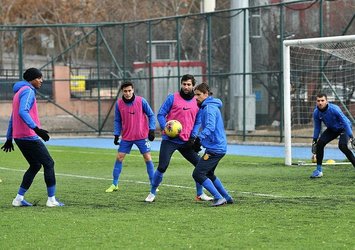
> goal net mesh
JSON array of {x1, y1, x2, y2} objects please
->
[{"x1": 289, "y1": 39, "x2": 355, "y2": 143}]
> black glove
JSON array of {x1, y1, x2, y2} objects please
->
[
  {"x1": 34, "y1": 127, "x2": 50, "y2": 141},
  {"x1": 193, "y1": 137, "x2": 202, "y2": 153},
  {"x1": 311, "y1": 140, "x2": 317, "y2": 154},
  {"x1": 114, "y1": 135, "x2": 120, "y2": 145},
  {"x1": 1, "y1": 139, "x2": 14, "y2": 152},
  {"x1": 148, "y1": 130, "x2": 155, "y2": 141},
  {"x1": 186, "y1": 136, "x2": 196, "y2": 148}
]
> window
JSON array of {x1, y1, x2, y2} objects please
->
[
  {"x1": 250, "y1": 9, "x2": 261, "y2": 38},
  {"x1": 148, "y1": 40, "x2": 176, "y2": 61}
]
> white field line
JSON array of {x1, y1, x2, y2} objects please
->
[
  {"x1": 2, "y1": 166, "x2": 353, "y2": 199},
  {"x1": 51, "y1": 149, "x2": 114, "y2": 154},
  {"x1": 0, "y1": 166, "x2": 286, "y2": 198},
  {"x1": 49, "y1": 149, "x2": 187, "y2": 160},
  {"x1": 2, "y1": 150, "x2": 354, "y2": 199}
]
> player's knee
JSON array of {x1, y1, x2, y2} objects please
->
[
  {"x1": 48, "y1": 158, "x2": 55, "y2": 168},
  {"x1": 29, "y1": 163, "x2": 42, "y2": 173},
  {"x1": 143, "y1": 153, "x2": 152, "y2": 162},
  {"x1": 339, "y1": 143, "x2": 349, "y2": 152},
  {"x1": 192, "y1": 169, "x2": 198, "y2": 181},
  {"x1": 207, "y1": 174, "x2": 216, "y2": 181},
  {"x1": 316, "y1": 140, "x2": 326, "y2": 150},
  {"x1": 117, "y1": 154, "x2": 125, "y2": 162},
  {"x1": 43, "y1": 158, "x2": 55, "y2": 173},
  {"x1": 157, "y1": 166, "x2": 167, "y2": 173},
  {"x1": 192, "y1": 169, "x2": 204, "y2": 184}
]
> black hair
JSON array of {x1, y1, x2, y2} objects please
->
[
  {"x1": 316, "y1": 93, "x2": 327, "y2": 99},
  {"x1": 194, "y1": 82, "x2": 212, "y2": 96},
  {"x1": 180, "y1": 74, "x2": 196, "y2": 86},
  {"x1": 120, "y1": 81, "x2": 134, "y2": 90}
]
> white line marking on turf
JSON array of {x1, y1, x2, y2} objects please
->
[
  {"x1": 49, "y1": 149, "x2": 184, "y2": 160},
  {"x1": 2, "y1": 166, "x2": 351, "y2": 199},
  {"x1": 50, "y1": 149, "x2": 114, "y2": 155},
  {"x1": 0, "y1": 166, "x2": 203, "y2": 190}
]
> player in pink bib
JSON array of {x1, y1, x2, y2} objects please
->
[
  {"x1": 105, "y1": 81, "x2": 156, "y2": 193},
  {"x1": 1, "y1": 68, "x2": 64, "y2": 207},
  {"x1": 145, "y1": 74, "x2": 213, "y2": 203}
]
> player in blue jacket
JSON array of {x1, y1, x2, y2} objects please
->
[
  {"x1": 311, "y1": 93, "x2": 355, "y2": 178},
  {"x1": 145, "y1": 74, "x2": 212, "y2": 203},
  {"x1": 191, "y1": 83, "x2": 234, "y2": 206},
  {"x1": 1, "y1": 68, "x2": 64, "y2": 207}
]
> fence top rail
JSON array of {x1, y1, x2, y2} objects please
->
[
  {"x1": 0, "y1": 0, "x2": 313, "y2": 30},
  {"x1": 283, "y1": 35, "x2": 355, "y2": 47}
]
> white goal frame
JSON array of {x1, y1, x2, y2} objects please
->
[{"x1": 283, "y1": 35, "x2": 355, "y2": 166}]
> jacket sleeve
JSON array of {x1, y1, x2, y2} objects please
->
[
  {"x1": 142, "y1": 98, "x2": 156, "y2": 130},
  {"x1": 312, "y1": 110, "x2": 321, "y2": 140},
  {"x1": 190, "y1": 110, "x2": 201, "y2": 138},
  {"x1": 18, "y1": 88, "x2": 37, "y2": 129},
  {"x1": 334, "y1": 107, "x2": 353, "y2": 138},
  {"x1": 114, "y1": 102, "x2": 122, "y2": 136},
  {"x1": 6, "y1": 114, "x2": 13, "y2": 139},
  {"x1": 157, "y1": 94, "x2": 174, "y2": 130}
]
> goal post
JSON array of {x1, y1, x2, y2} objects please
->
[{"x1": 283, "y1": 35, "x2": 355, "y2": 166}]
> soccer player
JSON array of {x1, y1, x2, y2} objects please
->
[
  {"x1": 105, "y1": 81, "x2": 156, "y2": 192},
  {"x1": 311, "y1": 93, "x2": 355, "y2": 178},
  {"x1": 1, "y1": 68, "x2": 64, "y2": 207},
  {"x1": 192, "y1": 82, "x2": 234, "y2": 206},
  {"x1": 145, "y1": 74, "x2": 213, "y2": 202}
]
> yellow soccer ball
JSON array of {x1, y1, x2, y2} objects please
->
[
  {"x1": 311, "y1": 154, "x2": 317, "y2": 163},
  {"x1": 164, "y1": 120, "x2": 182, "y2": 138}
]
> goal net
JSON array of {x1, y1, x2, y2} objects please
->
[{"x1": 283, "y1": 35, "x2": 355, "y2": 165}]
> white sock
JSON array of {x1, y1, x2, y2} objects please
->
[
  {"x1": 15, "y1": 194, "x2": 24, "y2": 201},
  {"x1": 48, "y1": 196, "x2": 56, "y2": 202}
]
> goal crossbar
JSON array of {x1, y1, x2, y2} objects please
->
[
  {"x1": 283, "y1": 35, "x2": 355, "y2": 166},
  {"x1": 283, "y1": 35, "x2": 355, "y2": 46}
]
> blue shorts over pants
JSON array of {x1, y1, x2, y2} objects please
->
[{"x1": 118, "y1": 139, "x2": 151, "y2": 154}]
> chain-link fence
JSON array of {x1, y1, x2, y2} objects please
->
[{"x1": 0, "y1": 0, "x2": 354, "y2": 142}]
